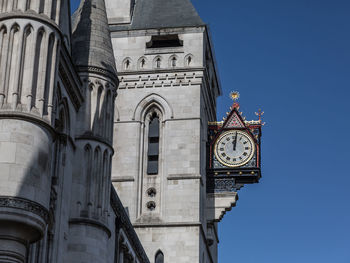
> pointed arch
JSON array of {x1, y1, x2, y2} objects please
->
[
  {"x1": 153, "y1": 56, "x2": 162, "y2": 69},
  {"x1": 91, "y1": 146, "x2": 101, "y2": 213},
  {"x1": 6, "y1": 23, "x2": 21, "y2": 107},
  {"x1": 184, "y1": 53, "x2": 194, "y2": 67},
  {"x1": 169, "y1": 54, "x2": 178, "y2": 68},
  {"x1": 105, "y1": 89, "x2": 112, "y2": 139},
  {"x1": 138, "y1": 56, "x2": 147, "y2": 70},
  {"x1": 132, "y1": 93, "x2": 174, "y2": 121},
  {"x1": 31, "y1": 27, "x2": 45, "y2": 109},
  {"x1": 101, "y1": 149, "x2": 109, "y2": 215},
  {"x1": 42, "y1": 32, "x2": 55, "y2": 116},
  {"x1": 20, "y1": 24, "x2": 35, "y2": 108},
  {"x1": 122, "y1": 57, "x2": 132, "y2": 70},
  {"x1": 86, "y1": 82, "x2": 94, "y2": 130},
  {"x1": 155, "y1": 250, "x2": 164, "y2": 263},
  {"x1": 0, "y1": 25, "x2": 8, "y2": 104},
  {"x1": 84, "y1": 144, "x2": 93, "y2": 210},
  {"x1": 56, "y1": 97, "x2": 71, "y2": 134},
  {"x1": 145, "y1": 110, "x2": 161, "y2": 175}
]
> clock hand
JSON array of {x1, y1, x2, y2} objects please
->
[{"x1": 233, "y1": 132, "x2": 237, "y2": 151}]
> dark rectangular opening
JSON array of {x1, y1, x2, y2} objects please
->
[{"x1": 146, "y1": 34, "x2": 183, "y2": 48}]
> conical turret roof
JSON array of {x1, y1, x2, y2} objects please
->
[
  {"x1": 110, "y1": 0, "x2": 205, "y2": 31},
  {"x1": 72, "y1": 0, "x2": 117, "y2": 77}
]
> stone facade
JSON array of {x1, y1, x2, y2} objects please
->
[
  {"x1": 107, "y1": 0, "x2": 238, "y2": 262},
  {"x1": 0, "y1": 0, "x2": 148, "y2": 262},
  {"x1": 0, "y1": 0, "x2": 241, "y2": 262}
]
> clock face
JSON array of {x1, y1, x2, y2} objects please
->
[{"x1": 214, "y1": 130, "x2": 255, "y2": 167}]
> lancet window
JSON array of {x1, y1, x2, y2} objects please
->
[
  {"x1": 171, "y1": 56, "x2": 177, "y2": 67},
  {"x1": 124, "y1": 59, "x2": 130, "y2": 70},
  {"x1": 147, "y1": 112, "x2": 160, "y2": 175},
  {"x1": 155, "y1": 57, "x2": 161, "y2": 68},
  {"x1": 155, "y1": 250, "x2": 164, "y2": 263}
]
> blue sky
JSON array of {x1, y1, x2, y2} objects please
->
[{"x1": 71, "y1": 0, "x2": 350, "y2": 262}]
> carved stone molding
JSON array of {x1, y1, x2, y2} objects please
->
[
  {"x1": 76, "y1": 66, "x2": 119, "y2": 87},
  {"x1": 0, "y1": 196, "x2": 49, "y2": 223},
  {"x1": 207, "y1": 177, "x2": 244, "y2": 193}
]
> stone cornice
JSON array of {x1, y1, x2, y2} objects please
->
[
  {"x1": 118, "y1": 70, "x2": 205, "y2": 89},
  {"x1": 118, "y1": 67, "x2": 205, "y2": 76},
  {"x1": 0, "y1": 196, "x2": 49, "y2": 224},
  {"x1": 0, "y1": 11, "x2": 61, "y2": 33},
  {"x1": 76, "y1": 66, "x2": 119, "y2": 88}
]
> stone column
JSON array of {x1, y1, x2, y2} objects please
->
[{"x1": 0, "y1": 1, "x2": 64, "y2": 260}]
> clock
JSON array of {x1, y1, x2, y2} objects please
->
[{"x1": 214, "y1": 130, "x2": 255, "y2": 167}]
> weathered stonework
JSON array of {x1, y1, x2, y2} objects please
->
[
  {"x1": 0, "y1": 0, "x2": 149, "y2": 262},
  {"x1": 0, "y1": 0, "x2": 244, "y2": 262}
]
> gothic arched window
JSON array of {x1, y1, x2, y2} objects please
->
[
  {"x1": 187, "y1": 56, "x2": 192, "y2": 66},
  {"x1": 155, "y1": 57, "x2": 161, "y2": 68},
  {"x1": 147, "y1": 112, "x2": 160, "y2": 175},
  {"x1": 124, "y1": 59, "x2": 130, "y2": 70},
  {"x1": 171, "y1": 56, "x2": 177, "y2": 68},
  {"x1": 155, "y1": 250, "x2": 164, "y2": 263},
  {"x1": 141, "y1": 58, "x2": 146, "y2": 67}
]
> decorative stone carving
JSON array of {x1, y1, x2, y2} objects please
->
[{"x1": 0, "y1": 196, "x2": 49, "y2": 223}]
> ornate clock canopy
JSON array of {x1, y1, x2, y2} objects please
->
[{"x1": 207, "y1": 92, "x2": 263, "y2": 193}]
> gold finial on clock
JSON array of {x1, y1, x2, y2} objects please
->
[
  {"x1": 230, "y1": 91, "x2": 240, "y2": 109},
  {"x1": 230, "y1": 91, "x2": 240, "y2": 101}
]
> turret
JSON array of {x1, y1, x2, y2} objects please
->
[
  {"x1": 67, "y1": 0, "x2": 118, "y2": 262},
  {"x1": 0, "y1": 1, "x2": 72, "y2": 262}
]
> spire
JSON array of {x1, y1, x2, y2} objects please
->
[
  {"x1": 110, "y1": 0, "x2": 205, "y2": 31},
  {"x1": 72, "y1": 0, "x2": 117, "y2": 80}
]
